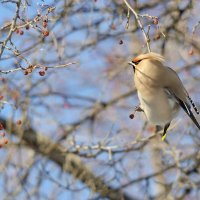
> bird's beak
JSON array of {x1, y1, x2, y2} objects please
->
[
  {"x1": 128, "y1": 61, "x2": 136, "y2": 67},
  {"x1": 128, "y1": 61, "x2": 136, "y2": 73}
]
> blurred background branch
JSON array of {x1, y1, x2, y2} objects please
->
[{"x1": 0, "y1": 0, "x2": 199, "y2": 200}]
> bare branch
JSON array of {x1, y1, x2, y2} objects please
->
[{"x1": 123, "y1": 0, "x2": 151, "y2": 52}]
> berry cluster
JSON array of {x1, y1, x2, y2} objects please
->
[
  {"x1": 0, "y1": 123, "x2": 8, "y2": 148},
  {"x1": 15, "y1": 6, "x2": 55, "y2": 38},
  {"x1": 24, "y1": 65, "x2": 48, "y2": 76},
  {"x1": 33, "y1": 14, "x2": 50, "y2": 37}
]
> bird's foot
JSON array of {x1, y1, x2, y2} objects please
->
[
  {"x1": 162, "y1": 133, "x2": 167, "y2": 141},
  {"x1": 161, "y1": 122, "x2": 171, "y2": 141}
]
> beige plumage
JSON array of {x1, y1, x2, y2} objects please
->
[{"x1": 129, "y1": 52, "x2": 200, "y2": 139}]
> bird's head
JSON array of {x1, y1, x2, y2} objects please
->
[{"x1": 128, "y1": 52, "x2": 165, "y2": 72}]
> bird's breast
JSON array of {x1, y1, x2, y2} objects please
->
[{"x1": 137, "y1": 90, "x2": 179, "y2": 126}]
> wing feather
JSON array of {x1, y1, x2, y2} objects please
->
[{"x1": 169, "y1": 90, "x2": 200, "y2": 130}]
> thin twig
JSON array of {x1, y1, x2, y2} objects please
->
[
  {"x1": 0, "y1": 62, "x2": 77, "y2": 74},
  {"x1": 0, "y1": 0, "x2": 22, "y2": 59},
  {"x1": 123, "y1": 0, "x2": 151, "y2": 52},
  {"x1": 45, "y1": 62, "x2": 77, "y2": 69}
]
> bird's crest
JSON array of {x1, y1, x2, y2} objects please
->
[{"x1": 133, "y1": 52, "x2": 165, "y2": 64}]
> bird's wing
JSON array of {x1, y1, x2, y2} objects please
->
[
  {"x1": 164, "y1": 67, "x2": 200, "y2": 130},
  {"x1": 166, "y1": 88, "x2": 200, "y2": 130},
  {"x1": 176, "y1": 96, "x2": 200, "y2": 130},
  {"x1": 164, "y1": 67, "x2": 188, "y2": 101}
]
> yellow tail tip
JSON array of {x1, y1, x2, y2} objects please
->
[{"x1": 162, "y1": 134, "x2": 167, "y2": 141}]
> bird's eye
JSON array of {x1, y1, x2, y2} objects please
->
[
  {"x1": 133, "y1": 60, "x2": 141, "y2": 65},
  {"x1": 129, "y1": 59, "x2": 141, "y2": 73}
]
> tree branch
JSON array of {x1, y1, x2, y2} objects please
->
[
  {"x1": 123, "y1": 0, "x2": 151, "y2": 52},
  {"x1": 2, "y1": 118, "x2": 134, "y2": 200}
]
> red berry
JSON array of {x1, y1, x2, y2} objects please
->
[
  {"x1": 111, "y1": 24, "x2": 116, "y2": 30},
  {"x1": 64, "y1": 103, "x2": 70, "y2": 109},
  {"x1": 43, "y1": 22, "x2": 48, "y2": 28},
  {"x1": 154, "y1": 33, "x2": 161, "y2": 40},
  {"x1": 0, "y1": 95, "x2": 3, "y2": 100},
  {"x1": 152, "y1": 17, "x2": 158, "y2": 25},
  {"x1": 24, "y1": 70, "x2": 29, "y2": 75},
  {"x1": 42, "y1": 30, "x2": 49, "y2": 37},
  {"x1": 39, "y1": 70, "x2": 45, "y2": 76},
  {"x1": 188, "y1": 48, "x2": 194, "y2": 56},
  {"x1": 129, "y1": 114, "x2": 134, "y2": 119},
  {"x1": 16, "y1": 120, "x2": 22, "y2": 125},
  {"x1": 19, "y1": 30, "x2": 24, "y2": 35},
  {"x1": 3, "y1": 138, "x2": 8, "y2": 144},
  {"x1": 25, "y1": 24, "x2": 30, "y2": 30},
  {"x1": 0, "y1": 123, "x2": 4, "y2": 130},
  {"x1": 119, "y1": 40, "x2": 123, "y2": 45},
  {"x1": 0, "y1": 78, "x2": 6, "y2": 83}
]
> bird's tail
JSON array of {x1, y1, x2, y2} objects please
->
[{"x1": 187, "y1": 95, "x2": 199, "y2": 115}]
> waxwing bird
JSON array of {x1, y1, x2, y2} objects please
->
[{"x1": 128, "y1": 52, "x2": 200, "y2": 140}]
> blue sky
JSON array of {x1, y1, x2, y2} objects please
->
[{"x1": 0, "y1": 1, "x2": 200, "y2": 199}]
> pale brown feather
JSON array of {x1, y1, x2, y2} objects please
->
[
  {"x1": 133, "y1": 52, "x2": 165, "y2": 63},
  {"x1": 133, "y1": 53, "x2": 188, "y2": 102}
]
